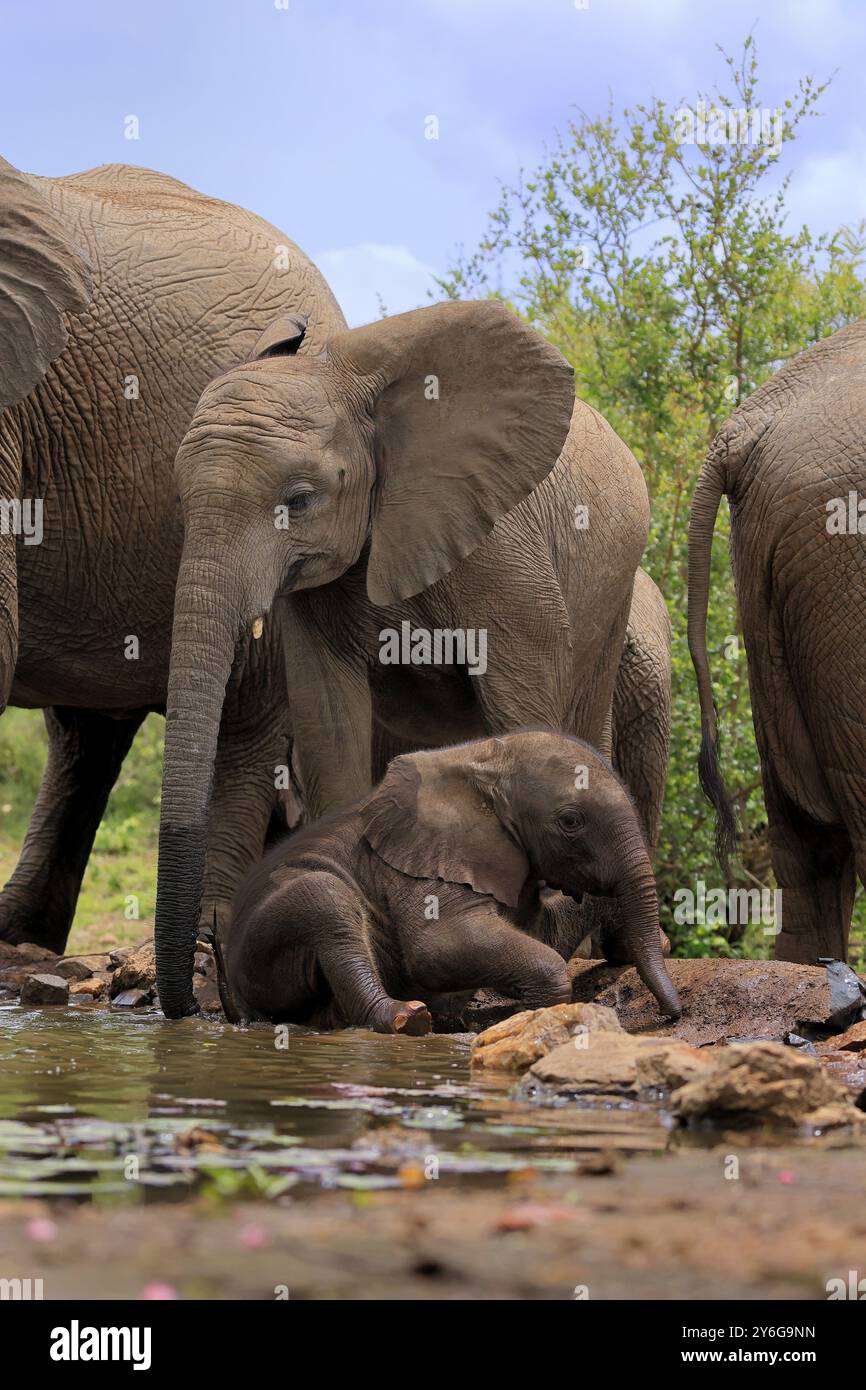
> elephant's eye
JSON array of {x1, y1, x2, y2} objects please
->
[
  {"x1": 558, "y1": 809, "x2": 586, "y2": 835},
  {"x1": 285, "y1": 489, "x2": 314, "y2": 516}
]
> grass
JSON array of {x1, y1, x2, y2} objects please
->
[{"x1": 0, "y1": 708, "x2": 163, "y2": 954}]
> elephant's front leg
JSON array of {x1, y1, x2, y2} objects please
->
[
  {"x1": 0, "y1": 705, "x2": 146, "y2": 952},
  {"x1": 278, "y1": 595, "x2": 373, "y2": 818}
]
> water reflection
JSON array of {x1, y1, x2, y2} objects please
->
[{"x1": 0, "y1": 1004, "x2": 670, "y2": 1200}]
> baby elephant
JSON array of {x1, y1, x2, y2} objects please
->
[{"x1": 219, "y1": 730, "x2": 682, "y2": 1030}]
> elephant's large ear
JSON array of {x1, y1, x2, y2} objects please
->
[
  {"x1": 252, "y1": 313, "x2": 308, "y2": 359},
  {"x1": 360, "y1": 739, "x2": 529, "y2": 908},
  {"x1": 326, "y1": 301, "x2": 574, "y2": 606},
  {"x1": 0, "y1": 158, "x2": 92, "y2": 410}
]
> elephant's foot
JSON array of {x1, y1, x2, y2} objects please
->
[
  {"x1": 388, "y1": 1000, "x2": 433, "y2": 1036},
  {"x1": 0, "y1": 898, "x2": 71, "y2": 955}
]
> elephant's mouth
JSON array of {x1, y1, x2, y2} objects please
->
[
  {"x1": 540, "y1": 878, "x2": 584, "y2": 903},
  {"x1": 278, "y1": 556, "x2": 308, "y2": 593}
]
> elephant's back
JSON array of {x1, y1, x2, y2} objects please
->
[
  {"x1": 10, "y1": 165, "x2": 345, "y2": 709},
  {"x1": 485, "y1": 397, "x2": 649, "y2": 603},
  {"x1": 31, "y1": 164, "x2": 347, "y2": 352}
]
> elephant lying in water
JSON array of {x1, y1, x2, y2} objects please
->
[{"x1": 217, "y1": 730, "x2": 682, "y2": 1030}]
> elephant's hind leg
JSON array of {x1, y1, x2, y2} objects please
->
[
  {"x1": 0, "y1": 706, "x2": 146, "y2": 953},
  {"x1": 763, "y1": 771, "x2": 855, "y2": 964},
  {"x1": 256, "y1": 871, "x2": 432, "y2": 1035}
]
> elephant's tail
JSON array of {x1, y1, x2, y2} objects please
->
[{"x1": 687, "y1": 441, "x2": 738, "y2": 877}]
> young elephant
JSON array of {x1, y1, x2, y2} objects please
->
[{"x1": 219, "y1": 730, "x2": 682, "y2": 1030}]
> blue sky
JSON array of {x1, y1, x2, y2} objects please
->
[{"x1": 3, "y1": 0, "x2": 865, "y2": 324}]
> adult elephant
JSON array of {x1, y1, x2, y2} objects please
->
[
  {"x1": 688, "y1": 321, "x2": 866, "y2": 965},
  {"x1": 156, "y1": 302, "x2": 652, "y2": 1016},
  {"x1": 0, "y1": 156, "x2": 344, "y2": 954}
]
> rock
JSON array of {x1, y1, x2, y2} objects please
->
[
  {"x1": 15, "y1": 942, "x2": 58, "y2": 963},
  {"x1": 193, "y1": 951, "x2": 213, "y2": 977},
  {"x1": 821, "y1": 959, "x2": 866, "y2": 1032},
  {"x1": 576, "y1": 1150, "x2": 623, "y2": 1176},
  {"x1": 193, "y1": 974, "x2": 223, "y2": 1013},
  {"x1": 110, "y1": 941, "x2": 156, "y2": 999},
  {"x1": 69, "y1": 976, "x2": 106, "y2": 999},
  {"x1": 671, "y1": 1041, "x2": 861, "y2": 1127},
  {"x1": 570, "y1": 957, "x2": 866, "y2": 1046},
  {"x1": 471, "y1": 1003, "x2": 623, "y2": 1072},
  {"x1": 54, "y1": 958, "x2": 96, "y2": 981},
  {"x1": 111, "y1": 988, "x2": 151, "y2": 1009},
  {"x1": 19, "y1": 973, "x2": 70, "y2": 1006},
  {"x1": 108, "y1": 947, "x2": 132, "y2": 968},
  {"x1": 456, "y1": 989, "x2": 520, "y2": 1032},
  {"x1": 528, "y1": 1031, "x2": 708, "y2": 1094},
  {"x1": 814, "y1": 1050, "x2": 866, "y2": 1090},
  {"x1": 801, "y1": 1103, "x2": 866, "y2": 1131},
  {"x1": 635, "y1": 1041, "x2": 714, "y2": 1091},
  {"x1": 817, "y1": 1020, "x2": 866, "y2": 1053}
]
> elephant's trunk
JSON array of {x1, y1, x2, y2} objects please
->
[
  {"x1": 154, "y1": 542, "x2": 246, "y2": 1019},
  {"x1": 615, "y1": 834, "x2": 682, "y2": 1020}
]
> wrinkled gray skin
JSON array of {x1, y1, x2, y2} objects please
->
[
  {"x1": 220, "y1": 730, "x2": 682, "y2": 1028},
  {"x1": 581, "y1": 567, "x2": 672, "y2": 960},
  {"x1": 613, "y1": 567, "x2": 672, "y2": 858},
  {"x1": 0, "y1": 158, "x2": 343, "y2": 952},
  {"x1": 157, "y1": 300, "x2": 652, "y2": 1017},
  {"x1": 689, "y1": 321, "x2": 866, "y2": 965}
]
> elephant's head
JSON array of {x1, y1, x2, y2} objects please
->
[
  {"x1": 361, "y1": 730, "x2": 682, "y2": 1020},
  {"x1": 155, "y1": 301, "x2": 574, "y2": 1017}
]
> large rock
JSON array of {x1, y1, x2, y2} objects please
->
[
  {"x1": 19, "y1": 973, "x2": 70, "y2": 1006},
  {"x1": 109, "y1": 940, "x2": 156, "y2": 1000},
  {"x1": 571, "y1": 957, "x2": 866, "y2": 1045},
  {"x1": 471, "y1": 1003, "x2": 622, "y2": 1072},
  {"x1": 671, "y1": 1041, "x2": 863, "y2": 1127},
  {"x1": 527, "y1": 1031, "x2": 711, "y2": 1094}
]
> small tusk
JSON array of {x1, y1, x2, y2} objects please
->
[{"x1": 251, "y1": 617, "x2": 264, "y2": 639}]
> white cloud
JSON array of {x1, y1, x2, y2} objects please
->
[
  {"x1": 314, "y1": 242, "x2": 439, "y2": 328},
  {"x1": 785, "y1": 143, "x2": 866, "y2": 234}
]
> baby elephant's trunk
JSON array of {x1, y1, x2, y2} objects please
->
[{"x1": 615, "y1": 834, "x2": 682, "y2": 1020}]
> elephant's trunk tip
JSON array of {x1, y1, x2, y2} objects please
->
[{"x1": 657, "y1": 977, "x2": 683, "y2": 1022}]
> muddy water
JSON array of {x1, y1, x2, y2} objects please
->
[{"x1": 0, "y1": 1003, "x2": 671, "y2": 1202}]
